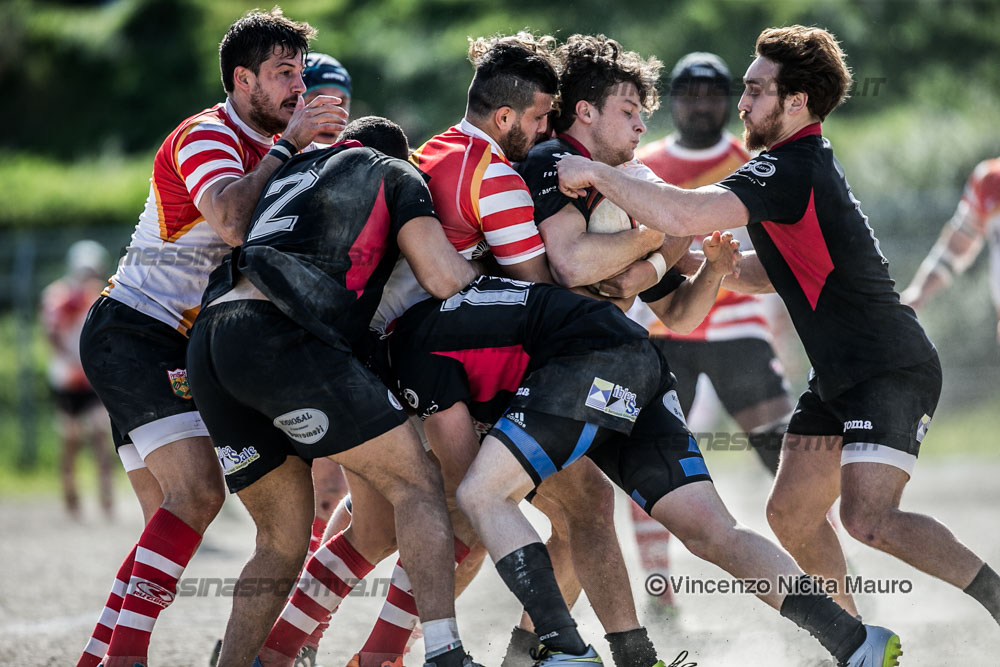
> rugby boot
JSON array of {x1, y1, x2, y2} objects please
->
[
  {"x1": 422, "y1": 646, "x2": 483, "y2": 667},
  {"x1": 840, "y1": 625, "x2": 902, "y2": 667},
  {"x1": 529, "y1": 644, "x2": 603, "y2": 667}
]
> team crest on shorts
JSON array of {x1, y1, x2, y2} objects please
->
[
  {"x1": 166, "y1": 368, "x2": 193, "y2": 400},
  {"x1": 585, "y1": 377, "x2": 640, "y2": 422}
]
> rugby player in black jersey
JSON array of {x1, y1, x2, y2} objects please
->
[
  {"x1": 557, "y1": 24, "x2": 1000, "y2": 663},
  {"x1": 185, "y1": 117, "x2": 482, "y2": 667},
  {"x1": 391, "y1": 268, "x2": 900, "y2": 667}
]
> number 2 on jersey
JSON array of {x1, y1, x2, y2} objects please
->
[{"x1": 247, "y1": 170, "x2": 319, "y2": 241}]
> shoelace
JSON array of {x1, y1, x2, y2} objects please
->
[{"x1": 666, "y1": 651, "x2": 697, "y2": 667}]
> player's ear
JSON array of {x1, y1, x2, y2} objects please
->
[
  {"x1": 494, "y1": 105, "x2": 515, "y2": 133},
  {"x1": 233, "y1": 66, "x2": 254, "y2": 93},
  {"x1": 784, "y1": 91, "x2": 809, "y2": 118},
  {"x1": 575, "y1": 100, "x2": 595, "y2": 125}
]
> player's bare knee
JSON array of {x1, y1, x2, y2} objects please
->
[{"x1": 839, "y1": 501, "x2": 888, "y2": 548}]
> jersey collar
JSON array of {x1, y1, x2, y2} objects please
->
[
  {"x1": 224, "y1": 98, "x2": 275, "y2": 147},
  {"x1": 459, "y1": 118, "x2": 509, "y2": 162},
  {"x1": 556, "y1": 133, "x2": 592, "y2": 159},
  {"x1": 769, "y1": 122, "x2": 822, "y2": 151}
]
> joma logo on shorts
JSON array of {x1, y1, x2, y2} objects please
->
[{"x1": 844, "y1": 420, "x2": 873, "y2": 431}]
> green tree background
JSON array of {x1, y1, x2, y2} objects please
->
[{"x1": 1, "y1": 0, "x2": 999, "y2": 479}]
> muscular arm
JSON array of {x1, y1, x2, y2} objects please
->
[
  {"x1": 197, "y1": 95, "x2": 349, "y2": 246},
  {"x1": 558, "y1": 156, "x2": 751, "y2": 237},
  {"x1": 498, "y1": 254, "x2": 554, "y2": 284},
  {"x1": 399, "y1": 216, "x2": 480, "y2": 298},
  {"x1": 537, "y1": 203, "x2": 664, "y2": 288},
  {"x1": 900, "y1": 210, "x2": 984, "y2": 309}
]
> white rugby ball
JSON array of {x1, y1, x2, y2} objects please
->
[{"x1": 585, "y1": 159, "x2": 664, "y2": 233}]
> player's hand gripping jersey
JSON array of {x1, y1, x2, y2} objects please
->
[
  {"x1": 202, "y1": 143, "x2": 437, "y2": 351},
  {"x1": 718, "y1": 124, "x2": 936, "y2": 399},
  {"x1": 106, "y1": 100, "x2": 275, "y2": 334}
]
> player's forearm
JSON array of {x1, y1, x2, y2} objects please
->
[
  {"x1": 587, "y1": 165, "x2": 735, "y2": 237},
  {"x1": 721, "y1": 251, "x2": 775, "y2": 294},
  {"x1": 207, "y1": 154, "x2": 286, "y2": 246},
  {"x1": 650, "y1": 262, "x2": 724, "y2": 334},
  {"x1": 548, "y1": 226, "x2": 663, "y2": 288}
]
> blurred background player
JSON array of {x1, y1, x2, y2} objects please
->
[
  {"x1": 626, "y1": 51, "x2": 794, "y2": 615},
  {"x1": 901, "y1": 157, "x2": 1000, "y2": 341},
  {"x1": 40, "y1": 239, "x2": 114, "y2": 520},
  {"x1": 303, "y1": 52, "x2": 353, "y2": 144}
]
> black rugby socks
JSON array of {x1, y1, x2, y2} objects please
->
[
  {"x1": 605, "y1": 627, "x2": 658, "y2": 667},
  {"x1": 495, "y1": 542, "x2": 588, "y2": 655},
  {"x1": 964, "y1": 563, "x2": 1000, "y2": 625},
  {"x1": 779, "y1": 575, "x2": 867, "y2": 663}
]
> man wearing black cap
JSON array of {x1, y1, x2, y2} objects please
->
[{"x1": 626, "y1": 51, "x2": 795, "y2": 616}]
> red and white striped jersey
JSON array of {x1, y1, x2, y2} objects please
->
[
  {"x1": 957, "y1": 159, "x2": 1000, "y2": 307},
  {"x1": 632, "y1": 132, "x2": 770, "y2": 342},
  {"x1": 371, "y1": 120, "x2": 546, "y2": 332},
  {"x1": 105, "y1": 99, "x2": 274, "y2": 335}
]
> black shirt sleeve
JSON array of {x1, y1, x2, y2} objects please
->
[
  {"x1": 717, "y1": 149, "x2": 813, "y2": 225},
  {"x1": 639, "y1": 267, "x2": 687, "y2": 303},
  {"x1": 517, "y1": 146, "x2": 590, "y2": 224},
  {"x1": 383, "y1": 156, "x2": 439, "y2": 234}
]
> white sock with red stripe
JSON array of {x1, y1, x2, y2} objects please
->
[
  {"x1": 75, "y1": 546, "x2": 137, "y2": 667},
  {"x1": 264, "y1": 531, "x2": 374, "y2": 658},
  {"x1": 105, "y1": 509, "x2": 202, "y2": 659},
  {"x1": 629, "y1": 501, "x2": 674, "y2": 606},
  {"x1": 360, "y1": 538, "x2": 470, "y2": 658}
]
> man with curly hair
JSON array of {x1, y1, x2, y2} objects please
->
[
  {"x1": 557, "y1": 24, "x2": 1000, "y2": 665},
  {"x1": 505, "y1": 32, "x2": 910, "y2": 667}
]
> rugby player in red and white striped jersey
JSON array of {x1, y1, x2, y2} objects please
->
[{"x1": 74, "y1": 9, "x2": 346, "y2": 667}]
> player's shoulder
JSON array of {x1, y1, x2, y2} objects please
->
[{"x1": 970, "y1": 158, "x2": 1000, "y2": 189}]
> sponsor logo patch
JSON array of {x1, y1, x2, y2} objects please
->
[
  {"x1": 216, "y1": 445, "x2": 261, "y2": 475},
  {"x1": 272, "y1": 408, "x2": 330, "y2": 444},
  {"x1": 133, "y1": 580, "x2": 174, "y2": 608},
  {"x1": 915, "y1": 413, "x2": 932, "y2": 443},
  {"x1": 166, "y1": 368, "x2": 193, "y2": 400},
  {"x1": 585, "y1": 377, "x2": 640, "y2": 422},
  {"x1": 661, "y1": 390, "x2": 687, "y2": 425},
  {"x1": 516, "y1": 387, "x2": 530, "y2": 397},
  {"x1": 843, "y1": 419, "x2": 874, "y2": 431}
]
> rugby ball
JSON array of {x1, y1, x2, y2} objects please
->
[{"x1": 584, "y1": 159, "x2": 664, "y2": 233}]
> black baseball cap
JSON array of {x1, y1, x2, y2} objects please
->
[
  {"x1": 304, "y1": 53, "x2": 352, "y2": 97},
  {"x1": 669, "y1": 52, "x2": 732, "y2": 94}
]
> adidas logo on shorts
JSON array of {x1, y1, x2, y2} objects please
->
[{"x1": 507, "y1": 412, "x2": 526, "y2": 427}]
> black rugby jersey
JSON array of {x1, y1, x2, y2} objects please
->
[
  {"x1": 203, "y1": 144, "x2": 437, "y2": 350},
  {"x1": 516, "y1": 134, "x2": 686, "y2": 302},
  {"x1": 718, "y1": 124, "x2": 935, "y2": 399},
  {"x1": 388, "y1": 276, "x2": 649, "y2": 427}
]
